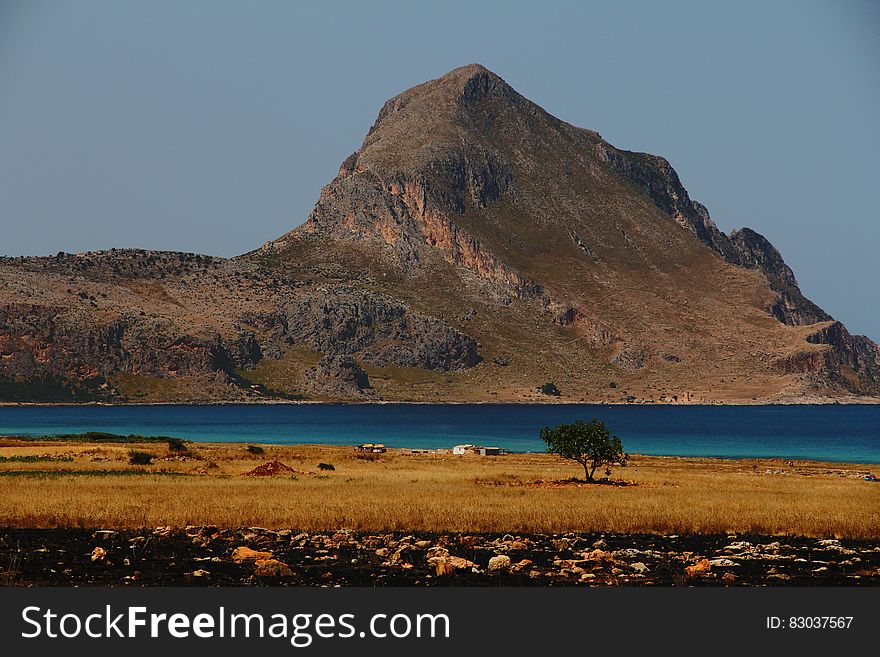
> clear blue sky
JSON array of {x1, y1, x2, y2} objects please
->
[{"x1": 1, "y1": 1, "x2": 878, "y2": 338}]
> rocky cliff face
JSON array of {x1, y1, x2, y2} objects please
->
[
  {"x1": 595, "y1": 137, "x2": 877, "y2": 392},
  {"x1": 0, "y1": 250, "x2": 479, "y2": 401},
  {"x1": 244, "y1": 287, "x2": 480, "y2": 371},
  {"x1": 597, "y1": 145, "x2": 831, "y2": 326},
  {"x1": 1, "y1": 65, "x2": 876, "y2": 402},
  {"x1": 0, "y1": 302, "x2": 257, "y2": 401}
]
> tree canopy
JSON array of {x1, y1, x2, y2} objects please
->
[{"x1": 540, "y1": 418, "x2": 626, "y2": 482}]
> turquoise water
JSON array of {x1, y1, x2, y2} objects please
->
[{"x1": 0, "y1": 403, "x2": 878, "y2": 463}]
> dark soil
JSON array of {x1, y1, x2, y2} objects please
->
[{"x1": 1, "y1": 527, "x2": 878, "y2": 587}]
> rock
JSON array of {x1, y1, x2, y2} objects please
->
[
  {"x1": 92, "y1": 530, "x2": 117, "y2": 541},
  {"x1": 305, "y1": 354, "x2": 370, "y2": 395},
  {"x1": 388, "y1": 545, "x2": 413, "y2": 565},
  {"x1": 631, "y1": 562, "x2": 650, "y2": 574},
  {"x1": 613, "y1": 548, "x2": 644, "y2": 559},
  {"x1": 592, "y1": 539, "x2": 608, "y2": 549},
  {"x1": 723, "y1": 541, "x2": 753, "y2": 553},
  {"x1": 581, "y1": 549, "x2": 613, "y2": 562},
  {"x1": 685, "y1": 559, "x2": 711, "y2": 578},
  {"x1": 427, "y1": 555, "x2": 475, "y2": 573},
  {"x1": 254, "y1": 559, "x2": 294, "y2": 577},
  {"x1": 90, "y1": 547, "x2": 107, "y2": 562},
  {"x1": 231, "y1": 546, "x2": 273, "y2": 563},
  {"x1": 426, "y1": 546, "x2": 450, "y2": 559},
  {"x1": 191, "y1": 569, "x2": 210, "y2": 578},
  {"x1": 510, "y1": 559, "x2": 532, "y2": 574},
  {"x1": 722, "y1": 572, "x2": 736, "y2": 584},
  {"x1": 433, "y1": 560, "x2": 455, "y2": 577},
  {"x1": 448, "y1": 556, "x2": 476, "y2": 570},
  {"x1": 487, "y1": 555, "x2": 512, "y2": 573},
  {"x1": 708, "y1": 558, "x2": 739, "y2": 567},
  {"x1": 414, "y1": 540, "x2": 432, "y2": 549}
]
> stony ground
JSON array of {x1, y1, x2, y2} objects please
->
[{"x1": 2, "y1": 527, "x2": 878, "y2": 587}]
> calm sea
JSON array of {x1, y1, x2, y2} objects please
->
[{"x1": 0, "y1": 403, "x2": 878, "y2": 463}]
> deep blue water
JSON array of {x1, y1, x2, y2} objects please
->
[{"x1": 0, "y1": 404, "x2": 878, "y2": 463}]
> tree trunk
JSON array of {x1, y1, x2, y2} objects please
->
[{"x1": 583, "y1": 462, "x2": 592, "y2": 482}]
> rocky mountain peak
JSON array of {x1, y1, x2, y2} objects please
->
[
  {"x1": 2, "y1": 66, "x2": 877, "y2": 403},
  {"x1": 367, "y1": 64, "x2": 515, "y2": 134}
]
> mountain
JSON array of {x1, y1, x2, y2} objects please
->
[{"x1": 1, "y1": 64, "x2": 878, "y2": 404}]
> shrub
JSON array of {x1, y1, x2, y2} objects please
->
[
  {"x1": 538, "y1": 382, "x2": 561, "y2": 397},
  {"x1": 129, "y1": 451, "x2": 153, "y2": 466},
  {"x1": 318, "y1": 463, "x2": 336, "y2": 471},
  {"x1": 166, "y1": 438, "x2": 189, "y2": 452},
  {"x1": 246, "y1": 445, "x2": 265, "y2": 455}
]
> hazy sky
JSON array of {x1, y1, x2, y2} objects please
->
[{"x1": 1, "y1": 1, "x2": 878, "y2": 338}]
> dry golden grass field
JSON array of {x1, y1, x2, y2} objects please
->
[{"x1": 0, "y1": 439, "x2": 877, "y2": 539}]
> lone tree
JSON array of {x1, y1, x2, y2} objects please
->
[{"x1": 540, "y1": 419, "x2": 627, "y2": 482}]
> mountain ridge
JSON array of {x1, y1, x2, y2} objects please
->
[{"x1": 1, "y1": 65, "x2": 877, "y2": 403}]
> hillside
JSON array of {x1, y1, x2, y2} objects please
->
[{"x1": 1, "y1": 65, "x2": 878, "y2": 404}]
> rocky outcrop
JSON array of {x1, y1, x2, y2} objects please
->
[
  {"x1": 597, "y1": 143, "x2": 880, "y2": 394},
  {"x1": 305, "y1": 354, "x2": 370, "y2": 396},
  {"x1": 612, "y1": 348, "x2": 650, "y2": 370},
  {"x1": 806, "y1": 322, "x2": 880, "y2": 393},
  {"x1": 276, "y1": 288, "x2": 480, "y2": 371},
  {"x1": 728, "y1": 229, "x2": 830, "y2": 325},
  {"x1": 298, "y1": 151, "x2": 541, "y2": 300},
  {"x1": 0, "y1": 303, "x2": 260, "y2": 401},
  {"x1": 776, "y1": 321, "x2": 880, "y2": 394},
  {"x1": 597, "y1": 145, "x2": 831, "y2": 326}
]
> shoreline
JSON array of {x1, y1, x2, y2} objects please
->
[
  {"x1": 2, "y1": 397, "x2": 879, "y2": 408},
  {"x1": 1, "y1": 434, "x2": 879, "y2": 467}
]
